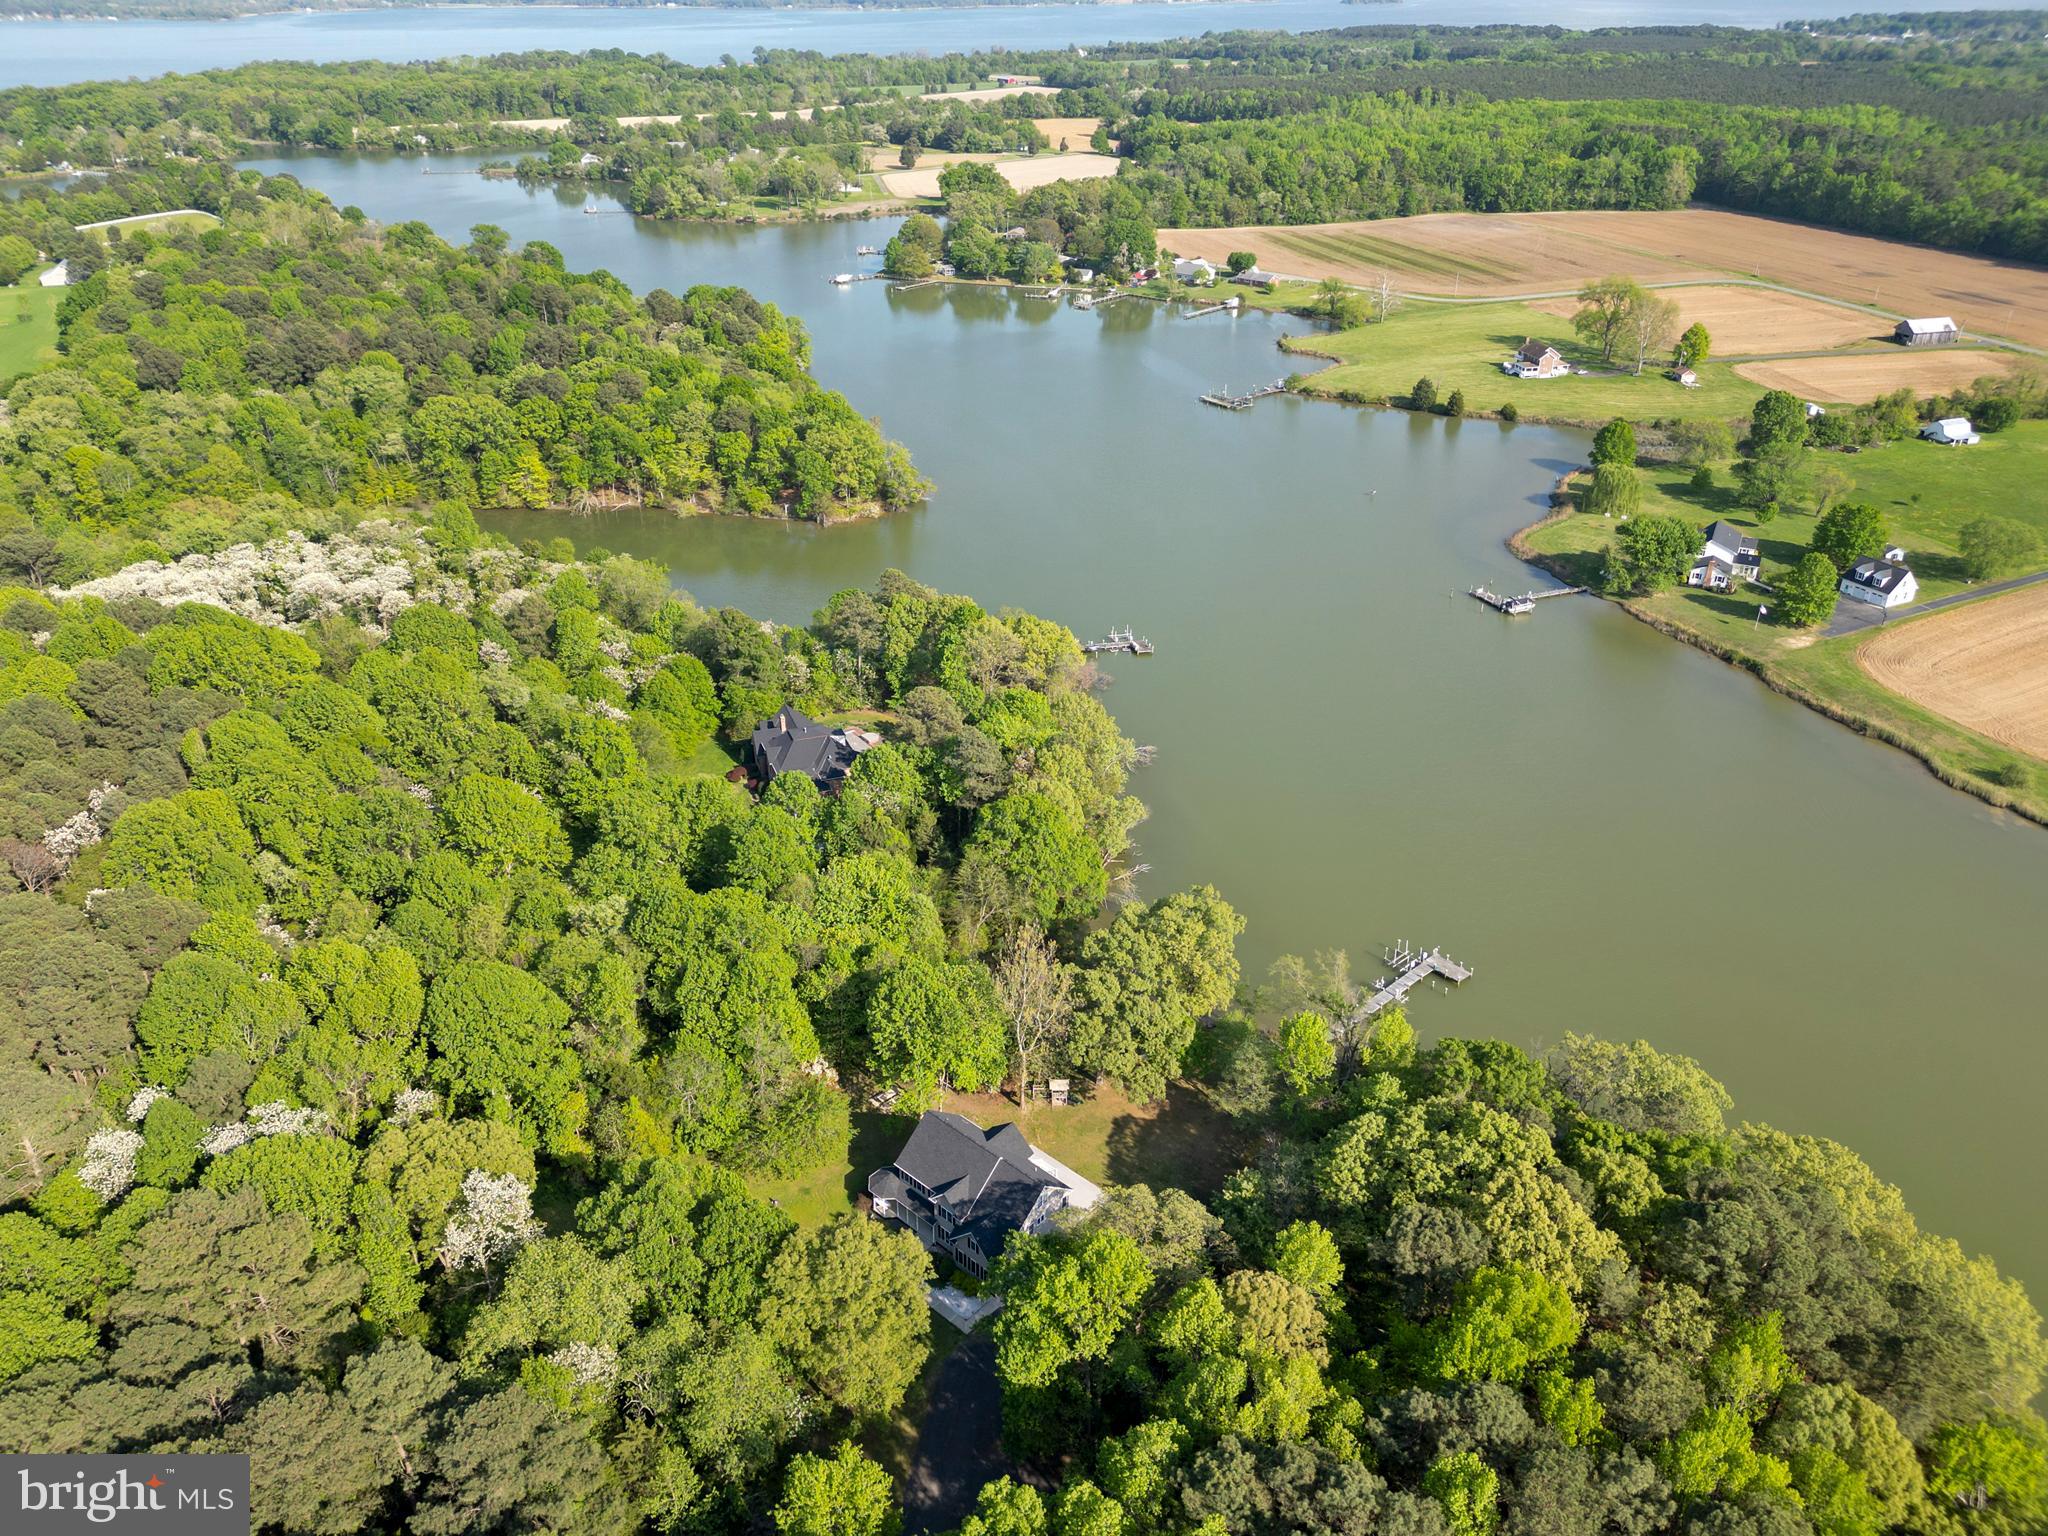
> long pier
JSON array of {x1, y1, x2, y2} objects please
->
[
  {"x1": 1346, "y1": 943, "x2": 1473, "y2": 1022},
  {"x1": 1200, "y1": 379, "x2": 1288, "y2": 411},
  {"x1": 1470, "y1": 583, "x2": 1587, "y2": 615},
  {"x1": 1184, "y1": 298, "x2": 1241, "y2": 318}
]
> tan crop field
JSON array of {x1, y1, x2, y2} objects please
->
[
  {"x1": 1030, "y1": 117, "x2": 1104, "y2": 149},
  {"x1": 1859, "y1": 585, "x2": 2048, "y2": 761},
  {"x1": 1159, "y1": 209, "x2": 2048, "y2": 347},
  {"x1": 1733, "y1": 349, "x2": 2025, "y2": 402},
  {"x1": 1529, "y1": 284, "x2": 1883, "y2": 353},
  {"x1": 878, "y1": 152, "x2": 1121, "y2": 200}
]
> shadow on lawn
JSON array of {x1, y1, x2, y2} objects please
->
[
  {"x1": 843, "y1": 1108, "x2": 920, "y2": 1207},
  {"x1": 1102, "y1": 1081, "x2": 1243, "y2": 1200}
]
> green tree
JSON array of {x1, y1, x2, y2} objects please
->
[
  {"x1": 774, "y1": 1442, "x2": 900, "y2": 1536},
  {"x1": 990, "y1": 1228, "x2": 1151, "y2": 1389},
  {"x1": 1426, "y1": 1264, "x2": 1582, "y2": 1384},
  {"x1": 1606, "y1": 511, "x2": 1693, "y2": 594},
  {"x1": 1069, "y1": 886, "x2": 1244, "y2": 1103},
  {"x1": 1750, "y1": 389, "x2": 1811, "y2": 453},
  {"x1": 759, "y1": 1215, "x2": 931, "y2": 1417},
  {"x1": 1777, "y1": 551, "x2": 1843, "y2": 627},
  {"x1": 1424, "y1": 1450, "x2": 1500, "y2": 1536},
  {"x1": 1812, "y1": 501, "x2": 1888, "y2": 573},
  {"x1": 1958, "y1": 516, "x2": 2041, "y2": 580},
  {"x1": 1673, "y1": 321, "x2": 1712, "y2": 370},
  {"x1": 440, "y1": 773, "x2": 569, "y2": 875},
  {"x1": 1591, "y1": 418, "x2": 1637, "y2": 467},
  {"x1": 423, "y1": 960, "x2": 583, "y2": 1154},
  {"x1": 1410, "y1": 376, "x2": 1439, "y2": 412},
  {"x1": 1274, "y1": 1011, "x2": 1335, "y2": 1100},
  {"x1": 1582, "y1": 462, "x2": 1643, "y2": 520}
]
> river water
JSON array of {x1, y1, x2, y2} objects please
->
[
  {"x1": 2, "y1": 0, "x2": 2006, "y2": 89},
  {"x1": 229, "y1": 150, "x2": 2048, "y2": 1298}
]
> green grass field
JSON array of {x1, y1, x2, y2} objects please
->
[
  {"x1": 1518, "y1": 423, "x2": 2048, "y2": 815},
  {"x1": 0, "y1": 282, "x2": 60, "y2": 382},
  {"x1": 75, "y1": 209, "x2": 219, "y2": 242},
  {"x1": 1283, "y1": 297, "x2": 1766, "y2": 428}
]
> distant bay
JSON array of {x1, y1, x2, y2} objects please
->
[{"x1": 1, "y1": 0, "x2": 2002, "y2": 89}]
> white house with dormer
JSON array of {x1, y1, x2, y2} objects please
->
[
  {"x1": 1688, "y1": 520, "x2": 1763, "y2": 591},
  {"x1": 1840, "y1": 556, "x2": 1918, "y2": 609}
]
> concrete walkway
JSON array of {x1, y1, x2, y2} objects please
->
[{"x1": 1822, "y1": 565, "x2": 2048, "y2": 639}]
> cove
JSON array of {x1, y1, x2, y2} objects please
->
[{"x1": 247, "y1": 151, "x2": 2048, "y2": 1302}]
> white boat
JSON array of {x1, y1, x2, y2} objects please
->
[
  {"x1": 583, "y1": 200, "x2": 599, "y2": 215},
  {"x1": 829, "y1": 273, "x2": 855, "y2": 285},
  {"x1": 856, "y1": 245, "x2": 879, "y2": 256}
]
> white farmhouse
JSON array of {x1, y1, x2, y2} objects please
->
[
  {"x1": 1921, "y1": 417, "x2": 1981, "y2": 446},
  {"x1": 1171, "y1": 256, "x2": 1216, "y2": 283},
  {"x1": 1688, "y1": 520, "x2": 1763, "y2": 591},
  {"x1": 1839, "y1": 556, "x2": 1918, "y2": 609},
  {"x1": 36, "y1": 260, "x2": 69, "y2": 288}
]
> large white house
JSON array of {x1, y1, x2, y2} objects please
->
[
  {"x1": 1688, "y1": 520, "x2": 1763, "y2": 591},
  {"x1": 1921, "y1": 417, "x2": 1981, "y2": 446},
  {"x1": 36, "y1": 260, "x2": 68, "y2": 288},
  {"x1": 1171, "y1": 256, "x2": 1216, "y2": 283},
  {"x1": 1839, "y1": 556, "x2": 1918, "y2": 609}
]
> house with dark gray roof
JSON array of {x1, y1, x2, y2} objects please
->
[
  {"x1": 1839, "y1": 555, "x2": 1918, "y2": 609},
  {"x1": 867, "y1": 1111, "x2": 1102, "y2": 1277},
  {"x1": 1688, "y1": 520, "x2": 1763, "y2": 591},
  {"x1": 748, "y1": 705, "x2": 879, "y2": 791}
]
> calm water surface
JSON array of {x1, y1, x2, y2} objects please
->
[
  {"x1": 4, "y1": 0, "x2": 2005, "y2": 88},
  {"x1": 247, "y1": 152, "x2": 2048, "y2": 1297}
]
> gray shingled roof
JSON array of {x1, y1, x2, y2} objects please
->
[
  {"x1": 1845, "y1": 556, "x2": 1912, "y2": 593},
  {"x1": 751, "y1": 706, "x2": 857, "y2": 784},
  {"x1": 887, "y1": 1111, "x2": 1063, "y2": 1260}
]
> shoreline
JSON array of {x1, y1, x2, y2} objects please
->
[
  {"x1": 1505, "y1": 477, "x2": 2048, "y2": 832},
  {"x1": 2, "y1": 0, "x2": 1225, "y2": 22}
]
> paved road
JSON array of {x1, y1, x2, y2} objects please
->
[
  {"x1": 902, "y1": 1332, "x2": 1042, "y2": 1535},
  {"x1": 1822, "y1": 565, "x2": 2048, "y2": 639}
]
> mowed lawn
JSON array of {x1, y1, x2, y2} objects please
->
[
  {"x1": 1286, "y1": 296, "x2": 1766, "y2": 427},
  {"x1": 1518, "y1": 423, "x2": 2048, "y2": 804},
  {"x1": 1526, "y1": 421, "x2": 2048, "y2": 609},
  {"x1": 0, "y1": 282, "x2": 60, "y2": 380},
  {"x1": 744, "y1": 1078, "x2": 1245, "y2": 1231}
]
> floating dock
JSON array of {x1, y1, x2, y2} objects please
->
[
  {"x1": 1347, "y1": 942, "x2": 1473, "y2": 1021},
  {"x1": 1470, "y1": 583, "x2": 1587, "y2": 615},
  {"x1": 1083, "y1": 626, "x2": 1154, "y2": 656},
  {"x1": 1200, "y1": 379, "x2": 1288, "y2": 411}
]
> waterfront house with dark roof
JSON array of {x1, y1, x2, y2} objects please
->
[
  {"x1": 1688, "y1": 521, "x2": 1764, "y2": 591},
  {"x1": 867, "y1": 1111, "x2": 1102, "y2": 1277},
  {"x1": 748, "y1": 705, "x2": 879, "y2": 791}
]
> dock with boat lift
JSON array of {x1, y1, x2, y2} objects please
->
[
  {"x1": 1469, "y1": 583, "x2": 1587, "y2": 615},
  {"x1": 1346, "y1": 942, "x2": 1474, "y2": 1022},
  {"x1": 1083, "y1": 626, "x2": 1154, "y2": 656},
  {"x1": 1200, "y1": 379, "x2": 1288, "y2": 411}
]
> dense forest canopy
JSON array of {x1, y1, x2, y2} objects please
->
[
  {"x1": 4, "y1": 21, "x2": 2046, "y2": 261},
  {"x1": 0, "y1": 34, "x2": 2044, "y2": 1536}
]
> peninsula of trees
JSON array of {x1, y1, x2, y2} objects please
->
[{"x1": 0, "y1": 166, "x2": 923, "y2": 587}]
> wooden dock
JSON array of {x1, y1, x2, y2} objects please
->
[
  {"x1": 1200, "y1": 379, "x2": 1288, "y2": 411},
  {"x1": 1184, "y1": 298, "x2": 1241, "y2": 318},
  {"x1": 889, "y1": 276, "x2": 940, "y2": 291},
  {"x1": 1347, "y1": 943, "x2": 1473, "y2": 1022},
  {"x1": 1470, "y1": 583, "x2": 1587, "y2": 615},
  {"x1": 1083, "y1": 626, "x2": 1154, "y2": 656},
  {"x1": 1075, "y1": 290, "x2": 1132, "y2": 311}
]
